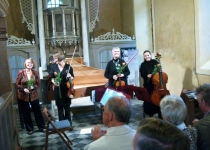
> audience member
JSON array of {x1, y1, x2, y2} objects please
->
[
  {"x1": 192, "y1": 84, "x2": 210, "y2": 150},
  {"x1": 133, "y1": 117, "x2": 190, "y2": 150},
  {"x1": 160, "y1": 95, "x2": 197, "y2": 150},
  {"x1": 84, "y1": 96, "x2": 135, "y2": 150}
]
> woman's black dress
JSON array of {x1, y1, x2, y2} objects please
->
[
  {"x1": 50, "y1": 63, "x2": 74, "y2": 121},
  {"x1": 104, "y1": 58, "x2": 130, "y2": 87},
  {"x1": 140, "y1": 59, "x2": 161, "y2": 117}
]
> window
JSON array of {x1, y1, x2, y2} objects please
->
[
  {"x1": 195, "y1": 0, "x2": 210, "y2": 75},
  {"x1": 47, "y1": 0, "x2": 63, "y2": 8}
]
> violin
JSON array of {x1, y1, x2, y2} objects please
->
[
  {"x1": 114, "y1": 51, "x2": 139, "y2": 87},
  {"x1": 66, "y1": 75, "x2": 75, "y2": 98},
  {"x1": 66, "y1": 46, "x2": 77, "y2": 98},
  {"x1": 115, "y1": 78, "x2": 125, "y2": 87},
  {"x1": 151, "y1": 53, "x2": 170, "y2": 106}
]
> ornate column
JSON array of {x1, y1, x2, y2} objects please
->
[
  {"x1": 81, "y1": 0, "x2": 90, "y2": 66},
  {"x1": 62, "y1": 9, "x2": 67, "y2": 36},
  {"x1": 37, "y1": 0, "x2": 47, "y2": 70}
]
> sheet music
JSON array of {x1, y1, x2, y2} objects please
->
[{"x1": 100, "y1": 88, "x2": 125, "y2": 105}]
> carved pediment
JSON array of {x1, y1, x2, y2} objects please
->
[
  {"x1": 92, "y1": 28, "x2": 135, "y2": 42},
  {"x1": 7, "y1": 35, "x2": 35, "y2": 46},
  {"x1": 0, "y1": 0, "x2": 9, "y2": 17}
]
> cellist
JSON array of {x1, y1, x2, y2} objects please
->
[
  {"x1": 139, "y1": 50, "x2": 161, "y2": 118},
  {"x1": 104, "y1": 47, "x2": 130, "y2": 87}
]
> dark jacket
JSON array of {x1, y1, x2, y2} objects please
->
[
  {"x1": 50, "y1": 63, "x2": 74, "y2": 106},
  {"x1": 193, "y1": 113, "x2": 210, "y2": 150},
  {"x1": 140, "y1": 59, "x2": 158, "y2": 94},
  {"x1": 16, "y1": 69, "x2": 40, "y2": 101},
  {"x1": 104, "y1": 58, "x2": 130, "y2": 87}
]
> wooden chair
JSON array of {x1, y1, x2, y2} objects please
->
[{"x1": 42, "y1": 107, "x2": 73, "y2": 150}]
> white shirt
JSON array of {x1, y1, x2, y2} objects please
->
[{"x1": 84, "y1": 125, "x2": 136, "y2": 150}]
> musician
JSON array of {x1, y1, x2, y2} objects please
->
[
  {"x1": 16, "y1": 58, "x2": 45, "y2": 135},
  {"x1": 104, "y1": 47, "x2": 130, "y2": 87},
  {"x1": 139, "y1": 50, "x2": 161, "y2": 117},
  {"x1": 50, "y1": 52, "x2": 74, "y2": 126}
]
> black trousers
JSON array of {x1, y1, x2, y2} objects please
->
[
  {"x1": 19, "y1": 99, "x2": 45, "y2": 132},
  {"x1": 57, "y1": 105, "x2": 71, "y2": 122}
]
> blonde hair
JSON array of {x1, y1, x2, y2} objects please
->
[
  {"x1": 53, "y1": 52, "x2": 65, "y2": 61},
  {"x1": 24, "y1": 58, "x2": 35, "y2": 69}
]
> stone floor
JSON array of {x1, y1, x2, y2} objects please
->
[{"x1": 17, "y1": 98, "x2": 147, "y2": 150}]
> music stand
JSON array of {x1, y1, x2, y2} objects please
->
[
  {"x1": 131, "y1": 86, "x2": 152, "y2": 103},
  {"x1": 99, "y1": 87, "x2": 132, "y2": 120},
  {"x1": 116, "y1": 85, "x2": 134, "y2": 98}
]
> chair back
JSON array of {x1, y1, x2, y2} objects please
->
[
  {"x1": 42, "y1": 107, "x2": 73, "y2": 150},
  {"x1": 42, "y1": 107, "x2": 56, "y2": 122}
]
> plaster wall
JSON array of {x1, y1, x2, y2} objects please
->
[
  {"x1": 120, "y1": 0, "x2": 135, "y2": 36},
  {"x1": 6, "y1": 0, "x2": 34, "y2": 40},
  {"x1": 133, "y1": 0, "x2": 153, "y2": 86},
  {"x1": 134, "y1": 0, "x2": 153, "y2": 58},
  {"x1": 90, "y1": 0, "x2": 134, "y2": 38},
  {"x1": 153, "y1": 0, "x2": 210, "y2": 94}
]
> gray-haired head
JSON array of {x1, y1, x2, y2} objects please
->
[
  {"x1": 196, "y1": 83, "x2": 210, "y2": 106},
  {"x1": 112, "y1": 47, "x2": 121, "y2": 52},
  {"x1": 160, "y1": 95, "x2": 187, "y2": 125},
  {"x1": 107, "y1": 96, "x2": 131, "y2": 124}
]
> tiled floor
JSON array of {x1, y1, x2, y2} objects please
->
[{"x1": 17, "y1": 98, "x2": 145, "y2": 150}]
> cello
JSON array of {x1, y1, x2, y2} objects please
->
[{"x1": 151, "y1": 53, "x2": 170, "y2": 106}]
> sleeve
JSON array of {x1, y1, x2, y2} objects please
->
[
  {"x1": 140, "y1": 62, "x2": 147, "y2": 79},
  {"x1": 84, "y1": 143, "x2": 99, "y2": 150},
  {"x1": 104, "y1": 61, "x2": 112, "y2": 80},
  {"x1": 16, "y1": 70, "x2": 24, "y2": 92}
]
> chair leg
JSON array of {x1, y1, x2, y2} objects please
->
[
  {"x1": 62, "y1": 132, "x2": 72, "y2": 145},
  {"x1": 45, "y1": 134, "x2": 48, "y2": 150},
  {"x1": 45, "y1": 127, "x2": 49, "y2": 150},
  {"x1": 57, "y1": 132, "x2": 72, "y2": 150}
]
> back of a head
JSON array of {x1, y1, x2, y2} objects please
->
[
  {"x1": 135, "y1": 118, "x2": 190, "y2": 150},
  {"x1": 196, "y1": 83, "x2": 210, "y2": 106},
  {"x1": 160, "y1": 95, "x2": 187, "y2": 125},
  {"x1": 107, "y1": 96, "x2": 131, "y2": 124}
]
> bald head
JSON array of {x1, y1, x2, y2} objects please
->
[{"x1": 106, "y1": 96, "x2": 131, "y2": 124}]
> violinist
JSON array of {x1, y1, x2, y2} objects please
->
[
  {"x1": 139, "y1": 50, "x2": 161, "y2": 118},
  {"x1": 104, "y1": 47, "x2": 130, "y2": 87},
  {"x1": 50, "y1": 52, "x2": 74, "y2": 127}
]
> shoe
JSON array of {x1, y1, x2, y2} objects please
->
[
  {"x1": 39, "y1": 129, "x2": 46, "y2": 132},
  {"x1": 28, "y1": 131, "x2": 33, "y2": 135}
]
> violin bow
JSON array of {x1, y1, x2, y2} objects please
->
[
  {"x1": 125, "y1": 50, "x2": 139, "y2": 65},
  {"x1": 66, "y1": 46, "x2": 77, "y2": 76}
]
